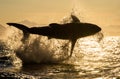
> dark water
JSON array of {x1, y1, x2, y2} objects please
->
[{"x1": 0, "y1": 31, "x2": 120, "y2": 79}]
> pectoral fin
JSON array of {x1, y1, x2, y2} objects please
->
[{"x1": 70, "y1": 39, "x2": 77, "y2": 57}]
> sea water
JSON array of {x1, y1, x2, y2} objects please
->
[{"x1": 0, "y1": 15, "x2": 120, "y2": 79}]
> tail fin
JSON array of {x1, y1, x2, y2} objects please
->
[{"x1": 7, "y1": 23, "x2": 30, "y2": 43}]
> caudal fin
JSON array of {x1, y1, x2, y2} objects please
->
[{"x1": 7, "y1": 23, "x2": 30, "y2": 43}]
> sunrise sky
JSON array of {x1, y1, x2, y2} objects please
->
[{"x1": 0, "y1": 0, "x2": 120, "y2": 35}]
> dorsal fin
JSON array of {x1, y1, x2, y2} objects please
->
[{"x1": 71, "y1": 15, "x2": 80, "y2": 23}]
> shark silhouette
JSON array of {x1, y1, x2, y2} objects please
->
[{"x1": 7, "y1": 16, "x2": 102, "y2": 57}]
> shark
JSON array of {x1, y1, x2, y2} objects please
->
[{"x1": 7, "y1": 15, "x2": 102, "y2": 57}]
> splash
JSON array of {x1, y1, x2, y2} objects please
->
[
  {"x1": 0, "y1": 39, "x2": 22, "y2": 72},
  {"x1": 6, "y1": 27, "x2": 71, "y2": 64},
  {"x1": 2, "y1": 13, "x2": 104, "y2": 65}
]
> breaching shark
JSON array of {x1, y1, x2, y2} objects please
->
[{"x1": 7, "y1": 15, "x2": 102, "y2": 57}]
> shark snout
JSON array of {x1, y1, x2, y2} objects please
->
[
  {"x1": 93, "y1": 25, "x2": 102, "y2": 33},
  {"x1": 97, "y1": 26, "x2": 101, "y2": 32}
]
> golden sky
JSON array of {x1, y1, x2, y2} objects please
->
[
  {"x1": 0, "y1": 0, "x2": 120, "y2": 30},
  {"x1": 0, "y1": 0, "x2": 72, "y2": 25}
]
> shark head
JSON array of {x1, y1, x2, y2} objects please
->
[
  {"x1": 80, "y1": 23, "x2": 101, "y2": 37},
  {"x1": 89, "y1": 24, "x2": 101, "y2": 34}
]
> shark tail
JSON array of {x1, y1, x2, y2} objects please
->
[{"x1": 7, "y1": 23, "x2": 30, "y2": 43}]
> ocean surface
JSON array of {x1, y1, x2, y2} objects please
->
[
  {"x1": 0, "y1": 26, "x2": 120, "y2": 79},
  {"x1": 0, "y1": 14, "x2": 119, "y2": 78}
]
